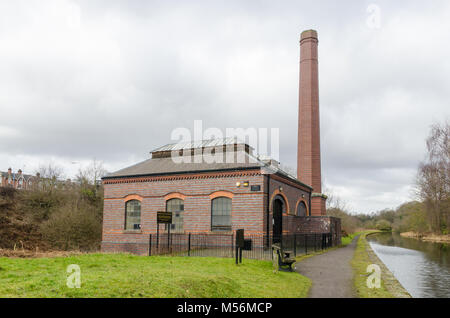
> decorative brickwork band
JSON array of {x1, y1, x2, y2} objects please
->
[
  {"x1": 209, "y1": 190, "x2": 234, "y2": 199},
  {"x1": 164, "y1": 192, "x2": 187, "y2": 201},
  {"x1": 122, "y1": 194, "x2": 143, "y2": 202}
]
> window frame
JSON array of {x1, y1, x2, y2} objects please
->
[
  {"x1": 296, "y1": 200, "x2": 308, "y2": 217},
  {"x1": 165, "y1": 198, "x2": 184, "y2": 233},
  {"x1": 124, "y1": 199, "x2": 141, "y2": 231},
  {"x1": 211, "y1": 196, "x2": 232, "y2": 232}
]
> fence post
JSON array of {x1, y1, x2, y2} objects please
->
[
  {"x1": 231, "y1": 232, "x2": 234, "y2": 258},
  {"x1": 294, "y1": 234, "x2": 297, "y2": 257},
  {"x1": 270, "y1": 234, "x2": 273, "y2": 260},
  {"x1": 168, "y1": 229, "x2": 171, "y2": 253},
  {"x1": 148, "y1": 234, "x2": 152, "y2": 256},
  {"x1": 188, "y1": 233, "x2": 191, "y2": 256},
  {"x1": 322, "y1": 233, "x2": 325, "y2": 250},
  {"x1": 305, "y1": 234, "x2": 308, "y2": 255},
  {"x1": 156, "y1": 224, "x2": 159, "y2": 253}
]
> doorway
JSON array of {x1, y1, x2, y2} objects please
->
[{"x1": 272, "y1": 197, "x2": 284, "y2": 243}]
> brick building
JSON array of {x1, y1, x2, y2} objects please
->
[{"x1": 101, "y1": 30, "x2": 341, "y2": 254}]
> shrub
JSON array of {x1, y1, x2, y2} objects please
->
[
  {"x1": 40, "y1": 203, "x2": 102, "y2": 251},
  {"x1": 375, "y1": 219, "x2": 392, "y2": 231}
]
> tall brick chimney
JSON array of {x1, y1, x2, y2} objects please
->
[{"x1": 297, "y1": 29, "x2": 327, "y2": 216}]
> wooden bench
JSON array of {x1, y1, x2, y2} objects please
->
[{"x1": 272, "y1": 244, "x2": 296, "y2": 271}]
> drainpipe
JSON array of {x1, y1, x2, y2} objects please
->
[
  {"x1": 309, "y1": 192, "x2": 312, "y2": 217},
  {"x1": 266, "y1": 174, "x2": 270, "y2": 246}
]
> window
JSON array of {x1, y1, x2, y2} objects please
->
[
  {"x1": 125, "y1": 200, "x2": 141, "y2": 230},
  {"x1": 297, "y1": 201, "x2": 307, "y2": 217},
  {"x1": 211, "y1": 197, "x2": 232, "y2": 231},
  {"x1": 166, "y1": 198, "x2": 184, "y2": 232}
]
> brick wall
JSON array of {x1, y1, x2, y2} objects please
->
[
  {"x1": 101, "y1": 170, "x2": 267, "y2": 253},
  {"x1": 101, "y1": 170, "x2": 341, "y2": 254},
  {"x1": 290, "y1": 216, "x2": 342, "y2": 245},
  {"x1": 263, "y1": 174, "x2": 312, "y2": 237}
]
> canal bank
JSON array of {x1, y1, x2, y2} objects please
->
[
  {"x1": 367, "y1": 232, "x2": 450, "y2": 298},
  {"x1": 400, "y1": 231, "x2": 450, "y2": 243},
  {"x1": 352, "y1": 232, "x2": 411, "y2": 298}
]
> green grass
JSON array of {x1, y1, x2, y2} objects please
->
[
  {"x1": 0, "y1": 254, "x2": 311, "y2": 298},
  {"x1": 341, "y1": 231, "x2": 364, "y2": 246},
  {"x1": 351, "y1": 232, "x2": 394, "y2": 298}
]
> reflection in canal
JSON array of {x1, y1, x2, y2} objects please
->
[{"x1": 367, "y1": 232, "x2": 450, "y2": 298}]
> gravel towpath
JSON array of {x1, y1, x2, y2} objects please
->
[{"x1": 295, "y1": 236, "x2": 359, "y2": 298}]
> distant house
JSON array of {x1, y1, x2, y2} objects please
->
[
  {"x1": 0, "y1": 168, "x2": 74, "y2": 190},
  {"x1": 0, "y1": 168, "x2": 39, "y2": 190}
]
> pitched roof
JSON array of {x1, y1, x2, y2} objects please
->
[
  {"x1": 151, "y1": 137, "x2": 252, "y2": 153},
  {"x1": 103, "y1": 147, "x2": 312, "y2": 190},
  {"x1": 1, "y1": 171, "x2": 35, "y2": 180},
  {"x1": 104, "y1": 151, "x2": 263, "y2": 178}
]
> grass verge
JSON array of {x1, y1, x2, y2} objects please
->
[
  {"x1": 0, "y1": 253, "x2": 311, "y2": 298},
  {"x1": 352, "y1": 231, "x2": 406, "y2": 298},
  {"x1": 341, "y1": 232, "x2": 364, "y2": 246}
]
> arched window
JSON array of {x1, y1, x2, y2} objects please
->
[
  {"x1": 211, "y1": 197, "x2": 232, "y2": 231},
  {"x1": 125, "y1": 200, "x2": 141, "y2": 230},
  {"x1": 166, "y1": 198, "x2": 184, "y2": 232},
  {"x1": 297, "y1": 201, "x2": 307, "y2": 216}
]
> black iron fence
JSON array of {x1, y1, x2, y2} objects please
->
[{"x1": 108, "y1": 232, "x2": 336, "y2": 260}]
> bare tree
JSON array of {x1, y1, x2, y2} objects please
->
[
  {"x1": 36, "y1": 163, "x2": 64, "y2": 180},
  {"x1": 76, "y1": 159, "x2": 107, "y2": 186},
  {"x1": 416, "y1": 121, "x2": 450, "y2": 233},
  {"x1": 35, "y1": 163, "x2": 65, "y2": 191},
  {"x1": 324, "y1": 187, "x2": 349, "y2": 211}
]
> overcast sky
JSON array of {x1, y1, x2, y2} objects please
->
[{"x1": 1, "y1": 0, "x2": 449, "y2": 213}]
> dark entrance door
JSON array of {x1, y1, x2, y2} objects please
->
[{"x1": 272, "y1": 198, "x2": 283, "y2": 243}]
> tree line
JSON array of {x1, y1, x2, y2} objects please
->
[
  {"x1": 327, "y1": 122, "x2": 449, "y2": 236},
  {"x1": 0, "y1": 161, "x2": 106, "y2": 251}
]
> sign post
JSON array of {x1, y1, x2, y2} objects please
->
[
  {"x1": 156, "y1": 211, "x2": 173, "y2": 252},
  {"x1": 157, "y1": 211, "x2": 173, "y2": 224},
  {"x1": 235, "y1": 229, "x2": 244, "y2": 264}
]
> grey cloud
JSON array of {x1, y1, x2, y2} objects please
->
[{"x1": 0, "y1": 0, "x2": 449, "y2": 213}]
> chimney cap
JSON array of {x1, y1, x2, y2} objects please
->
[{"x1": 300, "y1": 29, "x2": 318, "y2": 41}]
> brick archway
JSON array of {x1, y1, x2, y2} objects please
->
[
  {"x1": 164, "y1": 192, "x2": 187, "y2": 201},
  {"x1": 209, "y1": 190, "x2": 234, "y2": 200},
  {"x1": 295, "y1": 198, "x2": 310, "y2": 216},
  {"x1": 122, "y1": 194, "x2": 143, "y2": 202},
  {"x1": 269, "y1": 189, "x2": 290, "y2": 215}
]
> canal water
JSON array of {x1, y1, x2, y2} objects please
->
[{"x1": 367, "y1": 232, "x2": 450, "y2": 298}]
